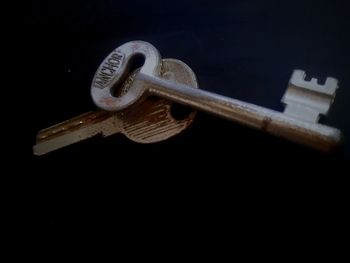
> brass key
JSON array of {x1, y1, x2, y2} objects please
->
[
  {"x1": 91, "y1": 41, "x2": 343, "y2": 152},
  {"x1": 33, "y1": 59, "x2": 198, "y2": 155}
]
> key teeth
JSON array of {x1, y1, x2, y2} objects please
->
[
  {"x1": 291, "y1": 69, "x2": 306, "y2": 80},
  {"x1": 289, "y1": 69, "x2": 338, "y2": 96},
  {"x1": 282, "y1": 69, "x2": 340, "y2": 123},
  {"x1": 325, "y1": 77, "x2": 339, "y2": 95}
]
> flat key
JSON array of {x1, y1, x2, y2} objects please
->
[
  {"x1": 92, "y1": 41, "x2": 343, "y2": 152},
  {"x1": 33, "y1": 58, "x2": 198, "y2": 155},
  {"x1": 33, "y1": 111, "x2": 118, "y2": 155}
]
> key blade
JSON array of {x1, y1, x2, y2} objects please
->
[{"x1": 33, "y1": 111, "x2": 121, "y2": 156}]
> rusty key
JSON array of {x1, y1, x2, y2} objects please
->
[
  {"x1": 92, "y1": 41, "x2": 343, "y2": 152},
  {"x1": 33, "y1": 58, "x2": 198, "y2": 155}
]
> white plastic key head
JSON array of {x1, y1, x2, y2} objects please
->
[
  {"x1": 282, "y1": 70, "x2": 339, "y2": 123},
  {"x1": 91, "y1": 40, "x2": 162, "y2": 112}
]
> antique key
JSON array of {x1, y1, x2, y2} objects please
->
[
  {"x1": 91, "y1": 41, "x2": 343, "y2": 152},
  {"x1": 33, "y1": 58, "x2": 198, "y2": 155}
]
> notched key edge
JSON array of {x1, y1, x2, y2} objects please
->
[{"x1": 33, "y1": 112, "x2": 120, "y2": 156}]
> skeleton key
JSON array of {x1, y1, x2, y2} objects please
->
[
  {"x1": 33, "y1": 58, "x2": 198, "y2": 155},
  {"x1": 92, "y1": 41, "x2": 343, "y2": 152}
]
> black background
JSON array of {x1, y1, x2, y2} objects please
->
[{"x1": 22, "y1": 0, "x2": 349, "y2": 236}]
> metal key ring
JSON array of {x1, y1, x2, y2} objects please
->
[{"x1": 91, "y1": 40, "x2": 162, "y2": 111}]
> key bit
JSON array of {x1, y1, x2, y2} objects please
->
[{"x1": 282, "y1": 70, "x2": 339, "y2": 123}]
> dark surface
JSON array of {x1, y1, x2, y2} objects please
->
[{"x1": 23, "y1": 1, "x2": 349, "y2": 230}]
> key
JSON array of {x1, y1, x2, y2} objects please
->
[
  {"x1": 91, "y1": 41, "x2": 343, "y2": 152},
  {"x1": 33, "y1": 58, "x2": 198, "y2": 155}
]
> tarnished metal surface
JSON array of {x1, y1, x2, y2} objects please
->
[
  {"x1": 91, "y1": 40, "x2": 162, "y2": 111},
  {"x1": 33, "y1": 59, "x2": 198, "y2": 155},
  {"x1": 282, "y1": 70, "x2": 339, "y2": 123},
  {"x1": 137, "y1": 74, "x2": 343, "y2": 152},
  {"x1": 120, "y1": 58, "x2": 197, "y2": 143},
  {"x1": 92, "y1": 41, "x2": 343, "y2": 152}
]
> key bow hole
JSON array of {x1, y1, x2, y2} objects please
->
[{"x1": 111, "y1": 54, "x2": 146, "y2": 97}]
